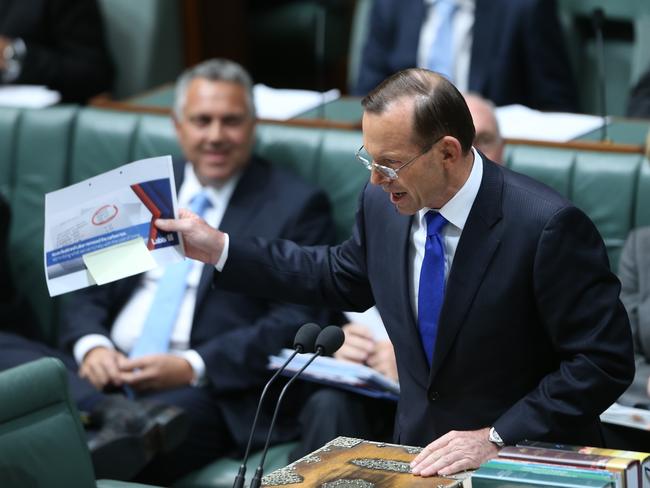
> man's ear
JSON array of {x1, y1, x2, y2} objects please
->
[{"x1": 440, "y1": 136, "x2": 462, "y2": 163}]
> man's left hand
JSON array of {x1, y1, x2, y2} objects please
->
[
  {"x1": 118, "y1": 354, "x2": 194, "y2": 391},
  {"x1": 410, "y1": 427, "x2": 499, "y2": 476}
]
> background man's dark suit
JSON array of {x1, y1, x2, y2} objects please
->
[
  {"x1": 354, "y1": 0, "x2": 578, "y2": 112},
  {"x1": 218, "y1": 156, "x2": 633, "y2": 448},
  {"x1": 57, "y1": 156, "x2": 335, "y2": 479},
  {"x1": 0, "y1": 0, "x2": 113, "y2": 103}
]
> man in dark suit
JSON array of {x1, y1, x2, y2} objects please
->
[
  {"x1": 55, "y1": 58, "x2": 334, "y2": 483},
  {"x1": 159, "y1": 68, "x2": 633, "y2": 477},
  {"x1": 0, "y1": 0, "x2": 113, "y2": 103},
  {"x1": 353, "y1": 0, "x2": 578, "y2": 112}
]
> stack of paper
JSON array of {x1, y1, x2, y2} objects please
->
[
  {"x1": 0, "y1": 85, "x2": 61, "y2": 108},
  {"x1": 253, "y1": 84, "x2": 340, "y2": 121},
  {"x1": 495, "y1": 104, "x2": 606, "y2": 142},
  {"x1": 600, "y1": 402, "x2": 650, "y2": 430},
  {"x1": 268, "y1": 348, "x2": 399, "y2": 401}
]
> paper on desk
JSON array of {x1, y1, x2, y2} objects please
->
[
  {"x1": 600, "y1": 402, "x2": 650, "y2": 430},
  {"x1": 253, "y1": 84, "x2": 340, "y2": 120},
  {"x1": 495, "y1": 104, "x2": 607, "y2": 142},
  {"x1": 44, "y1": 155, "x2": 183, "y2": 296},
  {"x1": 0, "y1": 85, "x2": 61, "y2": 108}
]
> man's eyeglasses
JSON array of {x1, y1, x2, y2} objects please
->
[{"x1": 355, "y1": 136, "x2": 443, "y2": 180}]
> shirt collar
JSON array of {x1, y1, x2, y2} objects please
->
[
  {"x1": 417, "y1": 146, "x2": 483, "y2": 231},
  {"x1": 178, "y1": 162, "x2": 241, "y2": 211},
  {"x1": 424, "y1": 0, "x2": 475, "y2": 9}
]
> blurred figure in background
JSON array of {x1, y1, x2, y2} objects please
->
[
  {"x1": 353, "y1": 0, "x2": 578, "y2": 112},
  {"x1": 464, "y1": 92, "x2": 504, "y2": 163},
  {"x1": 0, "y1": 0, "x2": 113, "y2": 103}
]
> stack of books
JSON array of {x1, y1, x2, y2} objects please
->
[{"x1": 471, "y1": 441, "x2": 650, "y2": 488}]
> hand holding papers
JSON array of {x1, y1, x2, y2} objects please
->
[{"x1": 44, "y1": 156, "x2": 183, "y2": 296}]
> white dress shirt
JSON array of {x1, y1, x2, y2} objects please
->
[
  {"x1": 417, "y1": 0, "x2": 475, "y2": 92},
  {"x1": 409, "y1": 148, "x2": 482, "y2": 317},
  {"x1": 74, "y1": 163, "x2": 240, "y2": 385}
]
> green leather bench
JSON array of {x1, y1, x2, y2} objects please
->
[
  {"x1": 0, "y1": 357, "x2": 160, "y2": 487},
  {"x1": 1, "y1": 105, "x2": 649, "y2": 485}
]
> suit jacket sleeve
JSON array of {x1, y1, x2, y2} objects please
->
[
  {"x1": 218, "y1": 186, "x2": 375, "y2": 312},
  {"x1": 199, "y1": 188, "x2": 339, "y2": 392},
  {"x1": 493, "y1": 206, "x2": 634, "y2": 443},
  {"x1": 14, "y1": 0, "x2": 113, "y2": 103}
]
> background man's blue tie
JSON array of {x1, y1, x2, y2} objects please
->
[
  {"x1": 417, "y1": 211, "x2": 447, "y2": 367},
  {"x1": 129, "y1": 191, "x2": 212, "y2": 358},
  {"x1": 427, "y1": 0, "x2": 458, "y2": 81}
]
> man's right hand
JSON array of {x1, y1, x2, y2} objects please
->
[
  {"x1": 80, "y1": 347, "x2": 127, "y2": 390},
  {"x1": 156, "y1": 208, "x2": 225, "y2": 265}
]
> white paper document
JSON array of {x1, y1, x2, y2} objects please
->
[
  {"x1": 253, "y1": 84, "x2": 340, "y2": 120},
  {"x1": 0, "y1": 85, "x2": 61, "y2": 108},
  {"x1": 44, "y1": 156, "x2": 183, "y2": 297},
  {"x1": 600, "y1": 402, "x2": 650, "y2": 431},
  {"x1": 495, "y1": 104, "x2": 607, "y2": 142},
  {"x1": 268, "y1": 348, "x2": 399, "y2": 401}
]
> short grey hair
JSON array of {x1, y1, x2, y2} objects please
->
[{"x1": 173, "y1": 58, "x2": 256, "y2": 119}]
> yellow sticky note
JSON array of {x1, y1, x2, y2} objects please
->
[{"x1": 82, "y1": 237, "x2": 156, "y2": 286}]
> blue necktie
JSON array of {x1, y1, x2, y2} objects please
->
[
  {"x1": 417, "y1": 211, "x2": 447, "y2": 366},
  {"x1": 129, "y1": 191, "x2": 212, "y2": 358},
  {"x1": 426, "y1": 0, "x2": 458, "y2": 81}
]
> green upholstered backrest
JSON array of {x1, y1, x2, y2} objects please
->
[
  {"x1": 507, "y1": 145, "x2": 648, "y2": 269},
  {"x1": 9, "y1": 106, "x2": 78, "y2": 343},
  {"x1": 0, "y1": 357, "x2": 96, "y2": 487},
  {"x1": 132, "y1": 114, "x2": 183, "y2": 162},
  {"x1": 572, "y1": 152, "x2": 640, "y2": 266},
  {"x1": 508, "y1": 146, "x2": 575, "y2": 197},
  {"x1": 316, "y1": 129, "x2": 367, "y2": 241},
  {"x1": 97, "y1": 0, "x2": 184, "y2": 99},
  {"x1": 255, "y1": 124, "x2": 366, "y2": 242},
  {"x1": 255, "y1": 124, "x2": 322, "y2": 183},
  {"x1": 70, "y1": 109, "x2": 140, "y2": 183}
]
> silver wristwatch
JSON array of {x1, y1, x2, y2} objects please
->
[{"x1": 488, "y1": 427, "x2": 505, "y2": 447}]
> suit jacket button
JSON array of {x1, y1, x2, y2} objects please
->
[{"x1": 429, "y1": 391, "x2": 439, "y2": 401}]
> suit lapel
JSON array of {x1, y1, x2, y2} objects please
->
[
  {"x1": 429, "y1": 159, "x2": 503, "y2": 382},
  {"x1": 468, "y1": 0, "x2": 496, "y2": 93}
]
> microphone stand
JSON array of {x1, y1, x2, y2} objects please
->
[
  {"x1": 248, "y1": 350, "x2": 324, "y2": 488},
  {"x1": 231, "y1": 348, "x2": 301, "y2": 488}
]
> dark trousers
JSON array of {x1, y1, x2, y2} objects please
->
[{"x1": 290, "y1": 387, "x2": 396, "y2": 461}]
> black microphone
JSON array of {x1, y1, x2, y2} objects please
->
[
  {"x1": 232, "y1": 322, "x2": 321, "y2": 488},
  {"x1": 592, "y1": 8, "x2": 608, "y2": 142},
  {"x1": 248, "y1": 325, "x2": 345, "y2": 488}
]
